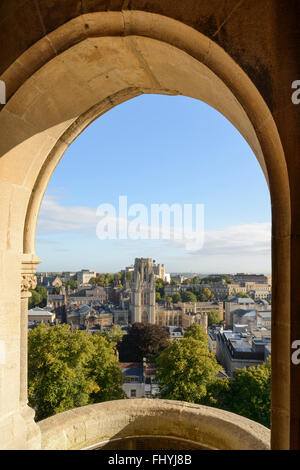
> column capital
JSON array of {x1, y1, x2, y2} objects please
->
[{"x1": 21, "y1": 253, "x2": 41, "y2": 298}]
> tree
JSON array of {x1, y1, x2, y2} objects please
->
[
  {"x1": 199, "y1": 287, "x2": 214, "y2": 301},
  {"x1": 208, "y1": 309, "x2": 221, "y2": 326},
  {"x1": 28, "y1": 290, "x2": 42, "y2": 309},
  {"x1": 201, "y1": 358, "x2": 271, "y2": 428},
  {"x1": 236, "y1": 292, "x2": 250, "y2": 298},
  {"x1": 88, "y1": 334, "x2": 126, "y2": 403},
  {"x1": 172, "y1": 293, "x2": 182, "y2": 304},
  {"x1": 28, "y1": 324, "x2": 124, "y2": 421},
  {"x1": 155, "y1": 336, "x2": 221, "y2": 403},
  {"x1": 28, "y1": 285, "x2": 48, "y2": 309},
  {"x1": 181, "y1": 291, "x2": 197, "y2": 303},
  {"x1": 155, "y1": 278, "x2": 165, "y2": 300},
  {"x1": 184, "y1": 323, "x2": 209, "y2": 347},
  {"x1": 101, "y1": 325, "x2": 126, "y2": 345},
  {"x1": 28, "y1": 324, "x2": 95, "y2": 420},
  {"x1": 221, "y1": 359, "x2": 271, "y2": 427},
  {"x1": 117, "y1": 323, "x2": 169, "y2": 362}
]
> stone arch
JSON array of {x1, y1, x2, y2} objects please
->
[{"x1": 0, "y1": 10, "x2": 292, "y2": 449}]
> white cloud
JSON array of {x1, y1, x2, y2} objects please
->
[
  {"x1": 37, "y1": 195, "x2": 98, "y2": 234},
  {"x1": 196, "y1": 222, "x2": 271, "y2": 256},
  {"x1": 38, "y1": 195, "x2": 271, "y2": 257}
]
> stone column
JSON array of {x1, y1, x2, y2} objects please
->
[{"x1": 19, "y1": 253, "x2": 42, "y2": 449}]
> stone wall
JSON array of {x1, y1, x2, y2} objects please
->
[{"x1": 38, "y1": 399, "x2": 270, "y2": 450}]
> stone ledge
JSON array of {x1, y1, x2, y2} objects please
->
[{"x1": 38, "y1": 399, "x2": 270, "y2": 450}]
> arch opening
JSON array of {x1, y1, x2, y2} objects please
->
[{"x1": 0, "y1": 11, "x2": 291, "y2": 450}]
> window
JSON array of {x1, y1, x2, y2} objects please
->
[{"x1": 130, "y1": 389, "x2": 136, "y2": 398}]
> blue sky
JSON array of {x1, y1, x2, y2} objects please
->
[{"x1": 36, "y1": 94, "x2": 271, "y2": 274}]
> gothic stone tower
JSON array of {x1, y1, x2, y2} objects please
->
[{"x1": 130, "y1": 258, "x2": 156, "y2": 324}]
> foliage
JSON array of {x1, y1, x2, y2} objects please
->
[
  {"x1": 155, "y1": 336, "x2": 221, "y2": 403},
  {"x1": 117, "y1": 322, "x2": 169, "y2": 362},
  {"x1": 88, "y1": 334, "x2": 126, "y2": 403},
  {"x1": 236, "y1": 292, "x2": 250, "y2": 298},
  {"x1": 101, "y1": 325, "x2": 126, "y2": 345},
  {"x1": 221, "y1": 359, "x2": 271, "y2": 427},
  {"x1": 155, "y1": 278, "x2": 166, "y2": 300},
  {"x1": 64, "y1": 279, "x2": 78, "y2": 289},
  {"x1": 184, "y1": 323, "x2": 209, "y2": 345},
  {"x1": 199, "y1": 287, "x2": 214, "y2": 301},
  {"x1": 28, "y1": 286, "x2": 48, "y2": 309},
  {"x1": 28, "y1": 324, "x2": 124, "y2": 421},
  {"x1": 181, "y1": 291, "x2": 197, "y2": 303},
  {"x1": 207, "y1": 309, "x2": 221, "y2": 326},
  {"x1": 171, "y1": 293, "x2": 182, "y2": 303},
  {"x1": 200, "y1": 359, "x2": 271, "y2": 428}
]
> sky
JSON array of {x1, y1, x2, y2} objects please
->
[{"x1": 36, "y1": 94, "x2": 271, "y2": 274}]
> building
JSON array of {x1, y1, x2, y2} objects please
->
[
  {"x1": 156, "y1": 301, "x2": 209, "y2": 330},
  {"x1": 70, "y1": 285, "x2": 107, "y2": 304},
  {"x1": 28, "y1": 307, "x2": 56, "y2": 323},
  {"x1": 152, "y1": 261, "x2": 165, "y2": 280},
  {"x1": 216, "y1": 328, "x2": 271, "y2": 377},
  {"x1": 76, "y1": 269, "x2": 96, "y2": 285},
  {"x1": 224, "y1": 296, "x2": 255, "y2": 329},
  {"x1": 233, "y1": 274, "x2": 271, "y2": 285},
  {"x1": 129, "y1": 258, "x2": 156, "y2": 324},
  {"x1": 120, "y1": 360, "x2": 159, "y2": 399},
  {"x1": 66, "y1": 304, "x2": 113, "y2": 330}
]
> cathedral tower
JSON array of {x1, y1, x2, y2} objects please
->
[{"x1": 130, "y1": 258, "x2": 156, "y2": 324}]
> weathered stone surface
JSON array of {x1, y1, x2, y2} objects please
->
[{"x1": 38, "y1": 399, "x2": 270, "y2": 450}]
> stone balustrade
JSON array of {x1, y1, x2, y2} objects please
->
[{"x1": 38, "y1": 399, "x2": 270, "y2": 450}]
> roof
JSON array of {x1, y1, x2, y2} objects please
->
[
  {"x1": 28, "y1": 308, "x2": 54, "y2": 317},
  {"x1": 234, "y1": 309, "x2": 256, "y2": 318},
  {"x1": 119, "y1": 362, "x2": 143, "y2": 381}
]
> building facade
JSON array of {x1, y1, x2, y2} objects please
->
[{"x1": 130, "y1": 258, "x2": 156, "y2": 324}]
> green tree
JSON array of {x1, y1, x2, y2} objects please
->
[
  {"x1": 221, "y1": 359, "x2": 271, "y2": 427},
  {"x1": 155, "y1": 336, "x2": 221, "y2": 403},
  {"x1": 184, "y1": 323, "x2": 209, "y2": 347},
  {"x1": 28, "y1": 290, "x2": 42, "y2": 309},
  {"x1": 181, "y1": 291, "x2": 197, "y2": 303},
  {"x1": 155, "y1": 278, "x2": 165, "y2": 300},
  {"x1": 28, "y1": 324, "x2": 125, "y2": 421},
  {"x1": 199, "y1": 287, "x2": 214, "y2": 301},
  {"x1": 208, "y1": 309, "x2": 221, "y2": 326},
  {"x1": 236, "y1": 292, "x2": 250, "y2": 298},
  {"x1": 101, "y1": 325, "x2": 126, "y2": 345},
  {"x1": 88, "y1": 334, "x2": 125, "y2": 403},
  {"x1": 28, "y1": 285, "x2": 48, "y2": 309},
  {"x1": 117, "y1": 323, "x2": 169, "y2": 362},
  {"x1": 28, "y1": 324, "x2": 95, "y2": 420},
  {"x1": 172, "y1": 293, "x2": 182, "y2": 303},
  {"x1": 200, "y1": 377, "x2": 231, "y2": 408}
]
